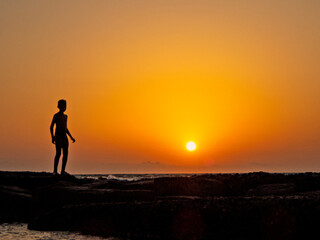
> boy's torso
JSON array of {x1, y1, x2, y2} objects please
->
[{"x1": 54, "y1": 112, "x2": 67, "y2": 135}]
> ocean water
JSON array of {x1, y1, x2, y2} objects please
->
[
  {"x1": 74, "y1": 172, "x2": 298, "y2": 181},
  {"x1": 75, "y1": 173, "x2": 195, "y2": 181},
  {"x1": 0, "y1": 223, "x2": 116, "y2": 240}
]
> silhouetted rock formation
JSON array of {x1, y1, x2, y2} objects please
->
[{"x1": 1, "y1": 171, "x2": 320, "y2": 239}]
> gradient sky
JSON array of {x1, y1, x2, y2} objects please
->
[{"x1": 0, "y1": 0, "x2": 319, "y2": 173}]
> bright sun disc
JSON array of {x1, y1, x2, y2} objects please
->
[{"x1": 186, "y1": 141, "x2": 196, "y2": 151}]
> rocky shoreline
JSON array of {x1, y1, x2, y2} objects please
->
[{"x1": 1, "y1": 171, "x2": 320, "y2": 239}]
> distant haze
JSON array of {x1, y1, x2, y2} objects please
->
[{"x1": 0, "y1": 0, "x2": 319, "y2": 173}]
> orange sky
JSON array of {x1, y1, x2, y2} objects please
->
[{"x1": 0, "y1": 0, "x2": 319, "y2": 173}]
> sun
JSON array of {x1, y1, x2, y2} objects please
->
[{"x1": 186, "y1": 141, "x2": 196, "y2": 151}]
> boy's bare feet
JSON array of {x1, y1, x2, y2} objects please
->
[
  {"x1": 61, "y1": 171, "x2": 70, "y2": 176},
  {"x1": 53, "y1": 172, "x2": 59, "y2": 176}
]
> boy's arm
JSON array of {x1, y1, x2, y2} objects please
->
[
  {"x1": 66, "y1": 129, "x2": 76, "y2": 143},
  {"x1": 50, "y1": 116, "x2": 55, "y2": 144}
]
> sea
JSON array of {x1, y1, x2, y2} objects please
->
[
  {"x1": 75, "y1": 173, "x2": 194, "y2": 181},
  {"x1": 0, "y1": 174, "x2": 195, "y2": 240},
  {"x1": 0, "y1": 223, "x2": 110, "y2": 240}
]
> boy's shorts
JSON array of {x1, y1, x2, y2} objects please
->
[{"x1": 55, "y1": 134, "x2": 69, "y2": 149}]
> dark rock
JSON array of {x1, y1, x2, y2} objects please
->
[
  {"x1": 294, "y1": 173, "x2": 320, "y2": 192},
  {"x1": 0, "y1": 171, "x2": 82, "y2": 223},
  {"x1": 34, "y1": 184, "x2": 155, "y2": 208},
  {"x1": 0, "y1": 185, "x2": 34, "y2": 222},
  {"x1": 89, "y1": 179, "x2": 154, "y2": 191},
  {"x1": 0, "y1": 171, "x2": 80, "y2": 191},
  {"x1": 28, "y1": 196, "x2": 320, "y2": 240},
  {"x1": 248, "y1": 183, "x2": 295, "y2": 196},
  {"x1": 154, "y1": 177, "x2": 227, "y2": 196},
  {"x1": 2, "y1": 171, "x2": 320, "y2": 239}
]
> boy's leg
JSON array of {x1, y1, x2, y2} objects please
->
[
  {"x1": 61, "y1": 146, "x2": 68, "y2": 173},
  {"x1": 61, "y1": 137, "x2": 69, "y2": 173},
  {"x1": 54, "y1": 146, "x2": 61, "y2": 173}
]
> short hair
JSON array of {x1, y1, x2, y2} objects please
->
[{"x1": 57, "y1": 99, "x2": 67, "y2": 109}]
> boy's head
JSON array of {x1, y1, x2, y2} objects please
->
[{"x1": 57, "y1": 99, "x2": 67, "y2": 112}]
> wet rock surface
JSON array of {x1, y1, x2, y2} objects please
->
[{"x1": 1, "y1": 171, "x2": 320, "y2": 239}]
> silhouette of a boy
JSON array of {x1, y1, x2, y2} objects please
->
[{"x1": 50, "y1": 99, "x2": 75, "y2": 175}]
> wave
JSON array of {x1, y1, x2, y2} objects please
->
[{"x1": 75, "y1": 173, "x2": 195, "y2": 181}]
